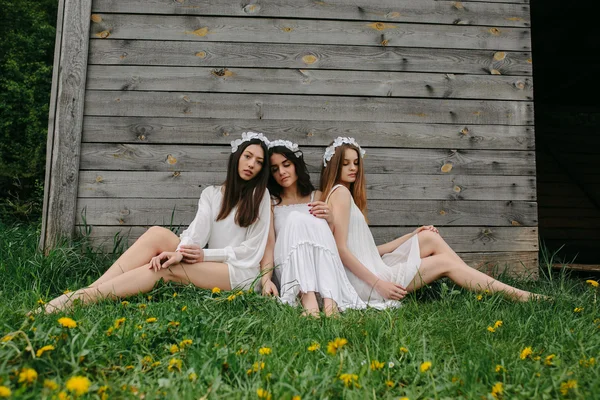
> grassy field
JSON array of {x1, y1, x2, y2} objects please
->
[{"x1": 0, "y1": 223, "x2": 598, "y2": 399}]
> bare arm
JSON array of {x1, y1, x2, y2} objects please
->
[
  {"x1": 259, "y1": 208, "x2": 278, "y2": 296},
  {"x1": 328, "y1": 187, "x2": 406, "y2": 300}
]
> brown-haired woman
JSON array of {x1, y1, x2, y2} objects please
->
[
  {"x1": 320, "y1": 137, "x2": 543, "y2": 308},
  {"x1": 40, "y1": 132, "x2": 272, "y2": 313}
]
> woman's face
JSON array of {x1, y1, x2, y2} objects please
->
[
  {"x1": 238, "y1": 144, "x2": 264, "y2": 181},
  {"x1": 339, "y1": 148, "x2": 359, "y2": 185},
  {"x1": 270, "y1": 153, "x2": 298, "y2": 188}
]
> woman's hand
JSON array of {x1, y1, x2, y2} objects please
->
[
  {"x1": 261, "y1": 279, "x2": 279, "y2": 297},
  {"x1": 309, "y1": 201, "x2": 334, "y2": 224},
  {"x1": 177, "y1": 244, "x2": 205, "y2": 264},
  {"x1": 149, "y1": 251, "x2": 183, "y2": 272},
  {"x1": 413, "y1": 225, "x2": 439, "y2": 235},
  {"x1": 374, "y1": 280, "x2": 407, "y2": 300}
]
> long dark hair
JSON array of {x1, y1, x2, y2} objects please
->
[
  {"x1": 217, "y1": 139, "x2": 270, "y2": 227},
  {"x1": 268, "y1": 146, "x2": 315, "y2": 205}
]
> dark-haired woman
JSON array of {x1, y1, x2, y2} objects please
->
[
  {"x1": 259, "y1": 140, "x2": 364, "y2": 316},
  {"x1": 320, "y1": 136, "x2": 543, "y2": 308},
  {"x1": 41, "y1": 132, "x2": 272, "y2": 313}
]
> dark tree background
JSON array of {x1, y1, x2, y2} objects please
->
[{"x1": 0, "y1": 0, "x2": 58, "y2": 222}]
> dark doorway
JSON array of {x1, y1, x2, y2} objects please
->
[{"x1": 530, "y1": 0, "x2": 600, "y2": 267}]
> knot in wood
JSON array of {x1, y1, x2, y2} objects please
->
[
  {"x1": 90, "y1": 14, "x2": 102, "y2": 23},
  {"x1": 441, "y1": 163, "x2": 453, "y2": 173},
  {"x1": 282, "y1": 27, "x2": 293, "y2": 32},
  {"x1": 195, "y1": 51, "x2": 207, "y2": 58},
  {"x1": 172, "y1": 171, "x2": 181, "y2": 177},
  {"x1": 493, "y1": 51, "x2": 506, "y2": 61},
  {"x1": 453, "y1": 2, "x2": 464, "y2": 9},
  {"x1": 167, "y1": 154, "x2": 178, "y2": 165},
  {"x1": 243, "y1": 4, "x2": 260, "y2": 14},
  {"x1": 96, "y1": 30, "x2": 110, "y2": 39},
  {"x1": 460, "y1": 127, "x2": 469, "y2": 135},
  {"x1": 302, "y1": 55, "x2": 317, "y2": 64},
  {"x1": 95, "y1": 175, "x2": 104, "y2": 183},
  {"x1": 488, "y1": 27, "x2": 501, "y2": 36}
]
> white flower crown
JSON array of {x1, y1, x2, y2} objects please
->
[
  {"x1": 323, "y1": 136, "x2": 366, "y2": 167},
  {"x1": 268, "y1": 139, "x2": 303, "y2": 158},
  {"x1": 230, "y1": 131, "x2": 270, "y2": 153}
]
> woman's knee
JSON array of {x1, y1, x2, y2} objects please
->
[{"x1": 143, "y1": 226, "x2": 179, "y2": 247}]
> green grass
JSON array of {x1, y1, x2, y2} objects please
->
[{"x1": 0, "y1": 223, "x2": 599, "y2": 399}]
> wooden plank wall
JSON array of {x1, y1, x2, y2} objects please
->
[{"x1": 79, "y1": 0, "x2": 537, "y2": 277}]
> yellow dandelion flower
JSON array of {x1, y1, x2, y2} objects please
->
[
  {"x1": 545, "y1": 354, "x2": 555, "y2": 366},
  {"x1": 256, "y1": 388, "x2": 272, "y2": 400},
  {"x1": 0, "y1": 386, "x2": 11, "y2": 398},
  {"x1": 18, "y1": 368, "x2": 38, "y2": 384},
  {"x1": 327, "y1": 337, "x2": 348, "y2": 355},
  {"x1": 420, "y1": 361, "x2": 432, "y2": 373},
  {"x1": 399, "y1": 398, "x2": 409, "y2": 400},
  {"x1": 1, "y1": 335, "x2": 13, "y2": 342},
  {"x1": 533, "y1": 355, "x2": 541, "y2": 361},
  {"x1": 65, "y1": 376, "x2": 91, "y2": 396},
  {"x1": 173, "y1": 292, "x2": 178, "y2": 298},
  {"x1": 494, "y1": 320, "x2": 503, "y2": 329},
  {"x1": 105, "y1": 326, "x2": 114, "y2": 336},
  {"x1": 97, "y1": 386, "x2": 109, "y2": 398},
  {"x1": 44, "y1": 379, "x2": 59, "y2": 390},
  {"x1": 399, "y1": 346, "x2": 409, "y2": 353},
  {"x1": 37, "y1": 299, "x2": 46, "y2": 305},
  {"x1": 58, "y1": 317, "x2": 77, "y2": 329},
  {"x1": 63, "y1": 289, "x2": 72, "y2": 294},
  {"x1": 212, "y1": 287, "x2": 221, "y2": 294},
  {"x1": 491, "y1": 382, "x2": 503, "y2": 399},
  {"x1": 168, "y1": 358, "x2": 182, "y2": 372},
  {"x1": 142, "y1": 356, "x2": 153, "y2": 365},
  {"x1": 227, "y1": 294, "x2": 236, "y2": 301},
  {"x1": 495, "y1": 364, "x2": 506, "y2": 373},
  {"x1": 487, "y1": 326, "x2": 496, "y2": 333},
  {"x1": 125, "y1": 365, "x2": 134, "y2": 370},
  {"x1": 179, "y1": 339, "x2": 193, "y2": 348},
  {"x1": 169, "y1": 344, "x2": 180, "y2": 354},
  {"x1": 147, "y1": 295, "x2": 153, "y2": 301},
  {"x1": 145, "y1": 317, "x2": 157, "y2": 323},
  {"x1": 121, "y1": 301, "x2": 129, "y2": 306},
  {"x1": 520, "y1": 346, "x2": 533, "y2": 360},
  {"x1": 236, "y1": 348, "x2": 247, "y2": 355},
  {"x1": 138, "y1": 304, "x2": 146, "y2": 309},
  {"x1": 385, "y1": 380, "x2": 395, "y2": 388},
  {"x1": 168, "y1": 321, "x2": 180, "y2": 328},
  {"x1": 57, "y1": 391, "x2": 68, "y2": 400},
  {"x1": 181, "y1": 305, "x2": 187, "y2": 312},
  {"x1": 188, "y1": 372, "x2": 197, "y2": 382},
  {"x1": 36, "y1": 345, "x2": 55, "y2": 357},
  {"x1": 560, "y1": 379, "x2": 577, "y2": 396},
  {"x1": 292, "y1": 396, "x2": 301, "y2": 400},
  {"x1": 370, "y1": 360, "x2": 384, "y2": 370},
  {"x1": 586, "y1": 279, "x2": 599, "y2": 288},
  {"x1": 579, "y1": 357, "x2": 596, "y2": 367},
  {"x1": 476, "y1": 294, "x2": 483, "y2": 301},
  {"x1": 151, "y1": 361, "x2": 161, "y2": 368},
  {"x1": 339, "y1": 373, "x2": 359, "y2": 388},
  {"x1": 259, "y1": 347, "x2": 272, "y2": 355},
  {"x1": 114, "y1": 317, "x2": 126, "y2": 329},
  {"x1": 307, "y1": 342, "x2": 320, "y2": 352},
  {"x1": 573, "y1": 307, "x2": 584, "y2": 313}
]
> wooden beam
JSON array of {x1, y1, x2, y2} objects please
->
[
  {"x1": 40, "y1": 0, "x2": 92, "y2": 251},
  {"x1": 91, "y1": 0, "x2": 530, "y2": 27}
]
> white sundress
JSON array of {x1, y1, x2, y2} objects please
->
[
  {"x1": 326, "y1": 185, "x2": 422, "y2": 309},
  {"x1": 273, "y1": 192, "x2": 365, "y2": 311}
]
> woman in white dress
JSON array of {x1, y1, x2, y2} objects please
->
[
  {"x1": 259, "y1": 140, "x2": 364, "y2": 316},
  {"x1": 320, "y1": 137, "x2": 542, "y2": 308},
  {"x1": 41, "y1": 132, "x2": 272, "y2": 313}
]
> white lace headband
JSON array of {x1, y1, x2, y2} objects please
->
[
  {"x1": 323, "y1": 136, "x2": 366, "y2": 167},
  {"x1": 230, "y1": 131, "x2": 270, "y2": 153},
  {"x1": 268, "y1": 139, "x2": 303, "y2": 158}
]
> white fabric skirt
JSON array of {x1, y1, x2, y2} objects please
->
[{"x1": 274, "y1": 211, "x2": 365, "y2": 311}]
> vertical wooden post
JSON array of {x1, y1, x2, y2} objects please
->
[{"x1": 40, "y1": 0, "x2": 93, "y2": 252}]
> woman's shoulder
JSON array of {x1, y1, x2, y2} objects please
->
[
  {"x1": 328, "y1": 184, "x2": 351, "y2": 199},
  {"x1": 201, "y1": 185, "x2": 221, "y2": 197}
]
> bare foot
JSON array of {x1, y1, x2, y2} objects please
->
[{"x1": 301, "y1": 308, "x2": 320, "y2": 319}]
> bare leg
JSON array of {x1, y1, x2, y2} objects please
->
[
  {"x1": 300, "y1": 292, "x2": 320, "y2": 317},
  {"x1": 322, "y1": 298, "x2": 339, "y2": 317},
  {"x1": 407, "y1": 231, "x2": 536, "y2": 301},
  {"x1": 44, "y1": 261, "x2": 230, "y2": 313},
  {"x1": 90, "y1": 226, "x2": 180, "y2": 287}
]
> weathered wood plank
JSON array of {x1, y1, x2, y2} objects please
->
[
  {"x1": 78, "y1": 171, "x2": 536, "y2": 201},
  {"x1": 85, "y1": 91, "x2": 534, "y2": 125},
  {"x1": 91, "y1": 0, "x2": 530, "y2": 27},
  {"x1": 40, "y1": 0, "x2": 67, "y2": 251},
  {"x1": 90, "y1": 14, "x2": 530, "y2": 51},
  {"x1": 80, "y1": 144, "x2": 536, "y2": 176},
  {"x1": 86, "y1": 66, "x2": 533, "y2": 101},
  {"x1": 89, "y1": 40, "x2": 533, "y2": 76},
  {"x1": 76, "y1": 198, "x2": 537, "y2": 226},
  {"x1": 79, "y1": 225, "x2": 537, "y2": 253},
  {"x1": 82, "y1": 117, "x2": 535, "y2": 150},
  {"x1": 41, "y1": 0, "x2": 93, "y2": 251},
  {"x1": 460, "y1": 252, "x2": 538, "y2": 279}
]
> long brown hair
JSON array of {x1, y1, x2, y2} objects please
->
[
  {"x1": 319, "y1": 143, "x2": 368, "y2": 219},
  {"x1": 217, "y1": 139, "x2": 270, "y2": 227}
]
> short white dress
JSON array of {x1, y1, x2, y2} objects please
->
[
  {"x1": 273, "y1": 192, "x2": 365, "y2": 311},
  {"x1": 327, "y1": 185, "x2": 422, "y2": 309},
  {"x1": 176, "y1": 185, "x2": 271, "y2": 290}
]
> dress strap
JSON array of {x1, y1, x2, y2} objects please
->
[
  {"x1": 310, "y1": 191, "x2": 315, "y2": 202},
  {"x1": 325, "y1": 184, "x2": 345, "y2": 203}
]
